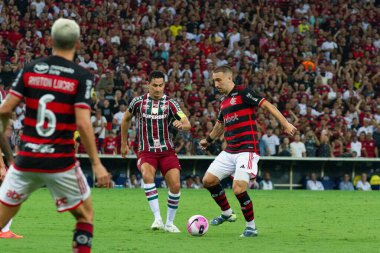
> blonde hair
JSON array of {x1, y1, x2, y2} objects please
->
[{"x1": 51, "y1": 18, "x2": 80, "y2": 50}]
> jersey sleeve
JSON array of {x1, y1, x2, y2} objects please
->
[
  {"x1": 9, "y1": 69, "x2": 25, "y2": 99},
  {"x1": 74, "y1": 72, "x2": 93, "y2": 110},
  {"x1": 169, "y1": 99, "x2": 186, "y2": 120},
  {"x1": 128, "y1": 97, "x2": 140, "y2": 115},
  {"x1": 241, "y1": 88, "x2": 266, "y2": 107}
]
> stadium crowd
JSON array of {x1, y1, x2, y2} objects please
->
[{"x1": 0, "y1": 0, "x2": 379, "y2": 160}]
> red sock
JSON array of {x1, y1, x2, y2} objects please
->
[
  {"x1": 73, "y1": 222, "x2": 93, "y2": 253},
  {"x1": 235, "y1": 191, "x2": 254, "y2": 222},
  {"x1": 206, "y1": 184, "x2": 231, "y2": 211}
]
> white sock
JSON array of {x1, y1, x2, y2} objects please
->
[
  {"x1": 144, "y1": 183, "x2": 161, "y2": 220},
  {"x1": 1, "y1": 219, "x2": 12, "y2": 232},
  {"x1": 247, "y1": 220, "x2": 256, "y2": 229},
  {"x1": 222, "y1": 208, "x2": 233, "y2": 217},
  {"x1": 166, "y1": 191, "x2": 180, "y2": 225}
]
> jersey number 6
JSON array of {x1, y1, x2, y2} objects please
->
[{"x1": 36, "y1": 94, "x2": 56, "y2": 137}]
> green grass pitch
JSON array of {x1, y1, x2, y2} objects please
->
[{"x1": 1, "y1": 189, "x2": 379, "y2": 253}]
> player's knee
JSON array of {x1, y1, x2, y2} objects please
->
[
  {"x1": 169, "y1": 182, "x2": 181, "y2": 194},
  {"x1": 232, "y1": 184, "x2": 245, "y2": 195},
  {"x1": 202, "y1": 175, "x2": 217, "y2": 188}
]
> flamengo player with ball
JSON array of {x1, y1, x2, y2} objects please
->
[{"x1": 200, "y1": 65, "x2": 296, "y2": 237}]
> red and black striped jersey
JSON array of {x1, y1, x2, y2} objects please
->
[
  {"x1": 218, "y1": 85, "x2": 265, "y2": 154},
  {"x1": 128, "y1": 94, "x2": 183, "y2": 152},
  {"x1": 10, "y1": 55, "x2": 93, "y2": 172}
]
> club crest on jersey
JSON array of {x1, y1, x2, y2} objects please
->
[
  {"x1": 160, "y1": 104, "x2": 168, "y2": 111},
  {"x1": 230, "y1": 97, "x2": 237, "y2": 105},
  {"x1": 152, "y1": 108, "x2": 158, "y2": 114}
]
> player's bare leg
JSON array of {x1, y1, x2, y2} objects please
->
[
  {"x1": 0, "y1": 204, "x2": 23, "y2": 239},
  {"x1": 233, "y1": 180, "x2": 257, "y2": 237},
  {"x1": 203, "y1": 172, "x2": 236, "y2": 225},
  {"x1": 70, "y1": 197, "x2": 94, "y2": 253},
  {"x1": 163, "y1": 168, "x2": 181, "y2": 233},
  {"x1": 141, "y1": 163, "x2": 163, "y2": 230}
]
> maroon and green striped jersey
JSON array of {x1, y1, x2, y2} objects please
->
[{"x1": 128, "y1": 94, "x2": 183, "y2": 152}]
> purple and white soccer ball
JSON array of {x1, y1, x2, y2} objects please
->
[{"x1": 187, "y1": 215, "x2": 209, "y2": 236}]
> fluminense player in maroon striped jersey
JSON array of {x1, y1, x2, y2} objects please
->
[
  {"x1": 200, "y1": 65, "x2": 297, "y2": 237},
  {"x1": 121, "y1": 70, "x2": 191, "y2": 233},
  {"x1": 0, "y1": 18, "x2": 110, "y2": 252}
]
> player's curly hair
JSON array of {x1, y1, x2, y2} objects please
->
[{"x1": 148, "y1": 70, "x2": 165, "y2": 82}]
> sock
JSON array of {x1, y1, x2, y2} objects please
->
[
  {"x1": 235, "y1": 191, "x2": 255, "y2": 228},
  {"x1": 144, "y1": 183, "x2": 161, "y2": 220},
  {"x1": 166, "y1": 191, "x2": 180, "y2": 225},
  {"x1": 206, "y1": 184, "x2": 232, "y2": 216},
  {"x1": 73, "y1": 222, "x2": 93, "y2": 253},
  {"x1": 1, "y1": 219, "x2": 12, "y2": 232}
]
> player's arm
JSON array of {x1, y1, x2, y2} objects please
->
[
  {"x1": 261, "y1": 100, "x2": 296, "y2": 136},
  {"x1": 172, "y1": 111, "x2": 191, "y2": 131},
  {"x1": 75, "y1": 107, "x2": 109, "y2": 186},
  {"x1": 120, "y1": 109, "x2": 133, "y2": 158},
  {"x1": 0, "y1": 94, "x2": 21, "y2": 164}
]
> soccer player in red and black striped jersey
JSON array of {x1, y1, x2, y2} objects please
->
[
  {"x1": 121, "y1": 70, "x2": 191, "y2": 233},
  {"x1": 201, "y1": 65, "x2": 296, "y2": 237},
  {"x1": 0, "y1": 18, "x2": 109, "y2": 252}
]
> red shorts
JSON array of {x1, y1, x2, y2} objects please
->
[{"x1": 137, "y1": 150, "x2": 181, "y2": 176}]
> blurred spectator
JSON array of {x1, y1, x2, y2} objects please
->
[
  {"x1": 261, "y1": 127, "x2": 280, "y2": 156},
  {"x1": 339, "y1": 174, "x2": 354, "y2": 191},
  {"x1": 91, "y1": 109, "x2": 107, "y2": 152},
  {"x1": 356, "y1": 173, "x2": 372, "y2": 191},
  {"x1": 102, "y1": 130, "x2": 118, "y2": 155},
  {"x1": 350, "y1": 135, "x2": 362, "y2": 157},
  {"x1": 128, "y1": 174, "x2": 141, "y2": 189},
  {"x1": 290, "y1": 134, "x2": 306, "y2": 158},
  {"x1": 306, "y1": 173, "x2": 324, "y2": 191},
  {"x1": 248, "y1": 177, "x2": 259, "y2": 190},
  {"x1": 277, "y1": 137, "x2": 291, "y2": 156},
  {"x1": 259, "y1": 172, "x2": 274, "y2": 190},
  {"x1": 304, "y1": 130, "x2": 320, "y2": 157}
]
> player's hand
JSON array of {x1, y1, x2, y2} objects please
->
[
  {"x1": 200, "y1": 139, "x2": 209, "y2": 150},
  {"x1": 121, "y1": 142, "x2": 130, "y2": 158},
  {"x1": 0, "y1": 166, "x2": 7, "y2": 181},
  {"x1": 284, "y1": 122, "x2": 297, "y2": 136},
  {"x1": 93, "y1": 163, "x2": 110, "y2": 188},
  {"x1": 172, "y1": 120, "x2": 183, "y2": 130}
]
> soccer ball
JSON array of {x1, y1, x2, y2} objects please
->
[{"x1": 186, "y1": 215, "x2": 209, "y2": 236}]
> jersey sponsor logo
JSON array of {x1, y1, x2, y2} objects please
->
[
  {"x1": 231, "y1": 92, "x2": 238, "y2": 96},
  {"x1": 33, "y1": 62, "x2": 49, "y2": 74},
  {"x1": 28, "y1": 75, "x2": 76, "y2": 93},
  {"x1": 55, "y1": 197, "x2": 68, "y2": 207},
  {"x1": 230, "y1": 97, "x2": 237, "y2": 105},
  {"x1": 50, "y1": 65, "x2": 75, "y2": 74},
  {"x1": 224, "y1": 113, "x2": 239, "y2": 124},
  {"x1": 25, "y1": 143, "x2": 55, "y2": 153},
  {"x1": 142, "y1": 113, "x2": 168, "y2": 119},
  {"x1": 6, "y1": 190, "x2": 25, "y2": 201},
  {"x1": 246, "y1": 93, "x2": 258, "y2": 102}
]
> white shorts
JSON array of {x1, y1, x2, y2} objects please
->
[
  {"x1": 207, "y1": 151, "x2": 260, "y2": 183},
  {"x1": 0, "y1": 165, "x2": 90, "y2": 212}
]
